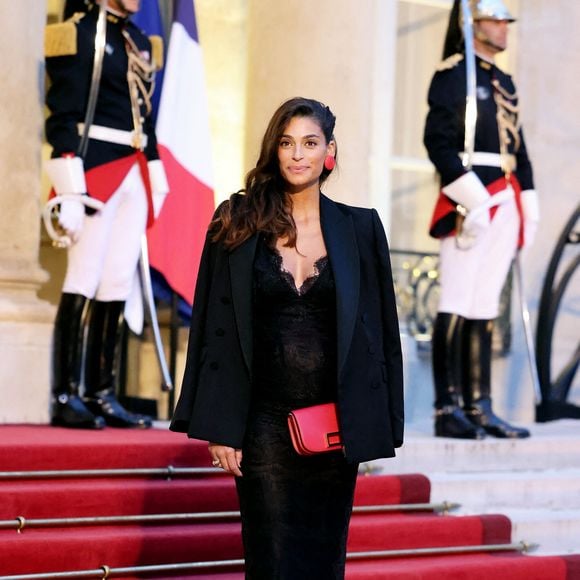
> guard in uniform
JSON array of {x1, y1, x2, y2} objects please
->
[
  {"x1": 44, "y1": 0, "x2": 168, "y2": 428},
  {"x1": 424, "y1": 0, "x2": 539, "y2": 439}
]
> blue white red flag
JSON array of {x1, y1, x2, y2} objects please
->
[{"x1": 146, "y1": 0, "x2": 215, "y2": 307}]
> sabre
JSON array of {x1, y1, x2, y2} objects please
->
[
  {"x1": 461, "y1": 0, "x2": 478, "y2": 172},
  {"x1": 454, "y1": 0, "x2": 479, "y2": 248},
  {"x1": 42, "y1": 195, "x2": 105, "y2": 248},
  {"x1": 78, "y1": 0, "x2": 108, "y2": 158},
  {"x1": 514, "y1": 254, "x2": 542, "y2": 404},
  {"x1": 139, "y1": 235, "x2": 173, "y2": 392}
]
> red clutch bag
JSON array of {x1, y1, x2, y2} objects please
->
[{"x1": 287, "y1": 402, "x2": 343, "y2": 456}]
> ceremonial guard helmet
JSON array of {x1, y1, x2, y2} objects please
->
[
  {"x1": 443, "y1": 0, "x2": 516, "y2": 58},
  {"x1": 469, "y1": 0, "x2": 515, "y2": 22}
]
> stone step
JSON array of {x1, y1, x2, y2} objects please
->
[
  {"x1": 428, "y1": 471, "x2": 580, "y2": 555},
  {"x1": 368, "y1": 419, "x2": 580, "y2": 474},
  {"x1": 428, "y1": 468, "x2": 580, "y2": 510},
  {"x1": 486, "y1": 508, "x2": 580, "y2": 556},
  {"x1": 366, "y1": 418, "x2": 580, "y2": 556}
]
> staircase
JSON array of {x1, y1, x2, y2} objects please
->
[
  {"x1": 370, "y1": 418, "x2": 580, "y2": 556},
  {"x1": 0, "y1": 424, "x2": 579, "y2": 579}
]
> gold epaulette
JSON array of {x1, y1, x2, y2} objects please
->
[
  {"x1": 436, "y1": 53, "x2": 464, "y2": 72},
  {"x1": 149, "y1": 35, "x2": 164, "y2": 70},
  {"x1": 45, "y1": 22, "x2": 77, "y2": 57},
  {"x1": 44, "y1": 12, "x2": 85, "y2": 58}
]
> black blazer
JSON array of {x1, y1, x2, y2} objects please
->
[{"x1": 170, "y1": 194, "x2": 404, "y2": 464}]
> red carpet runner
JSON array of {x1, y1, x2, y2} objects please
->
[{"x1": 0, "y1": 426, "x2": 578, "y2": 578}]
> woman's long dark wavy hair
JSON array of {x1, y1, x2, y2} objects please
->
[{"x1": 209, "y1": 97, "x2": 337, "y2": 250}]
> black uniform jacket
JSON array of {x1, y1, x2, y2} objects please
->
[
  {"x1": 45, "y1": 5, "x2": 159, "y2": 169},
  {"x1": 170, "y1": 194, "x2": 404, "y2": 464},
  {"x1": 424, "y1": 55, "x2": 535, "y2": 237}
]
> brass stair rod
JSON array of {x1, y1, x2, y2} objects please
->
[
  {"x1": 0, "y1": 466, "x2": 222, "y2": 480},
  {"x1": 0, "y1": 502, "x2": 460, "y2": 531},
  {"x1": 0, "y1": 511, "x2": 241, "y2": 531},
  {"x1": 347, "y1": 541, "x2": 538, "y2": 560},
  {"x1": 0, "y1": 560, "x2": 247, "y2": 580},
  {"x1": 0, "y1": 543, "x2": 538, "y2": 580},
  {"x1": 354, "y1": 501, "x2": 461, "y2": 514}
]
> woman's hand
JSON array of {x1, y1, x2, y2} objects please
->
[{"x1": 209, "y1": 442, "x2": 243, "y2": 476}]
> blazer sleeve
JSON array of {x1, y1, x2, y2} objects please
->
[
  {"x1": 372, "y1": 209, "x2": 404, "y2": 448},
  {"x1": 169, "y1": 229, "x2": 216, "y2": 433}
]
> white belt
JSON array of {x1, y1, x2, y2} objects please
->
[
  {"x1": 77, "y1": 123, "x2": 148, "y2": 149},
  {"x1": 460, "y1": 152, "x2": 516, "y2": 172}
]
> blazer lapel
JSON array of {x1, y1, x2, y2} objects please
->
[
  {"x1": 229, "y1": 234, "x2": 258, "y2": 376},
  {"x1": 320, "y1": 194, "x2": 360, "y2": 379}
]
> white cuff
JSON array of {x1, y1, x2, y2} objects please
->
[
  {"x1": 442, "y1": 171, "x2": 490, "y2": 211},
  {"x1": 521, "y1": 189, "x2": 540, "y2": 223},
  {"x1": 148, "y1": 159, "x2": 170, "y2": 196},
  {"x1": 44, "y1": 156, "x2": 86, "y2": 195}
]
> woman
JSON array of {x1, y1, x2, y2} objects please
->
[{"x1": 170, "y1": 97, "x2": 404, "y2": 579}]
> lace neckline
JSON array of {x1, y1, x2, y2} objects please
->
[{"x1": 269, "y1": 246, "x2": 328, "y2": 296}]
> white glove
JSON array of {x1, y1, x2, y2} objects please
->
[
  {"x1": 520, "y1": 189, "x2": 540, "y2": 249},
  {"x1": 442, "y1": 171, "x2": 491, "y2": 247},
  {"x1": 44, "y1": 156, "x2": 88, "y2": 243},
  {"x1": 148, "y1": 159, "x2": 169, "y2": 218},
  {"x1": 462, "y1": 202, "x2": 491, "y2": 238},
  {"x1": 58, "y1": 195, "x2": 85, "y2": 243}
]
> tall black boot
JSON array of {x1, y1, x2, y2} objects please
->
[
  {"x1": 83, "y1": 300, "x2": 152, "y2": 429},
  {"x1": 462, "y1": 319, "x2": 530, "y2": 439},
  {"x1": 51, "y1": 293, "x2": 105, "y2": 429},
  {"x1": 432, "y1": 313, "x2": 485, "y2": 439}
]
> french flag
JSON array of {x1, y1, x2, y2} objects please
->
[{"x1": 146, "y1": 0, "x2": 215, "y2": 306}]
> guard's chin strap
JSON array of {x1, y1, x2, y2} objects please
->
[
  {"x1": 115, "y1": 0, "x2": 137, "y2": 16},
  {"x1": 474, "y1": 29, "x2": 506, "y2": 54}
]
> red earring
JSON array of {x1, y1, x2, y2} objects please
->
[{"x1": 324, "y1": 155, "x2": 336, "y2": 171}]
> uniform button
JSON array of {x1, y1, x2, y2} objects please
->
[
  {"x1": 210, "y1": 361, "x2": 219, "y2": 371},
  {"x1": 215, "y1": 328, "x2": 225, "y2": 337},
  {"x1": 220, "y1": 296, "x2": 231, "y2": 305}
]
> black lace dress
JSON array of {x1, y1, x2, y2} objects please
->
[{"x1": 235, "y1": 238, "x2": 359, "y2": 579}]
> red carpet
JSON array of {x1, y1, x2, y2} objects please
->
[
  {"x1": 0, "y1": 425, "x2": 209, "y2": 470},
  {"x1": 354, "y1": 471, "x2": 430, "y2": 506},
  {"x1": 0, "y1": 426, "x2": 578, "y2": 578},
  {"x1": 347, "y1": 513, "x2": 511, "y2": 551},
  {"x1": 344, "y1": 553, "x2": 570, "y2": 579}
]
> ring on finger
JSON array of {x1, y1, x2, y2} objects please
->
[{"x1": 212, "y1": 459, "x2": 220, "y2": 467}]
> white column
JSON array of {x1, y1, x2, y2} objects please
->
[
  {"x1": 0, "y1": 4, "x2": 54, "y2": 423},
  {"x1": 368, "y1": 0, "x2": 399, "y2": 231}
]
